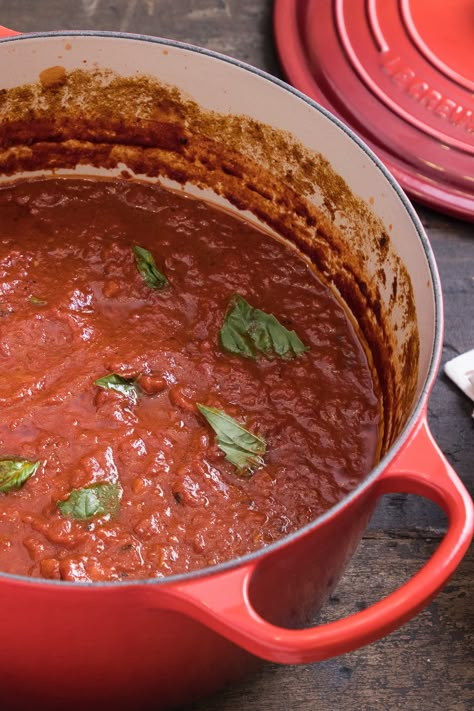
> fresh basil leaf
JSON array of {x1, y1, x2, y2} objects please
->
[
  {"x1": 0, "y1": 458, "x2": 41, "y2": 493},
  {"x1": 29, "y1": 295, "x2": 47, "y2": 306},
  {"x1": 133, "y1": 245, "x2": 168, "y2": 290},
  {"x1": 58, "y1": 482, "x2": 122, "y2": 520},
  {"x1": 94, "y1": 373, "x2": 138, "y2": 404},
  {"x1": 197, "y1": 403, "x2": 266, "y2": 475},
  {"x1": 219, "y1": 294, "x2": 309, "y2": 359}
]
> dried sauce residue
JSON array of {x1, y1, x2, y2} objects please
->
[{"x1": 39, "y1": 65, "x2": 67, "y2": 89}]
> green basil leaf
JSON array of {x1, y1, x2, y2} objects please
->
[
  {"x1": 197, "y1": 403, "x2": 266, "y2": 475},
  {"x1": 219, "y1": 294, "x2": 309, "y2": 359},
  {"x1": 0, "y1": 458, "x2": 41, "y2": 493},
  {"x1": 29, "y1": 295, "x2": 47, "y2": 306},
  {"x1": 133, "y1": 245, "x2": 168, "y2": 290},
  {"x1": 94, "y1": 373, "x2": 138, "y2": 404},
  {"x1": 57, "y1": 482, "x2": 122, "y2": 520}
]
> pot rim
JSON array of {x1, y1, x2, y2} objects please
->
[{"x1": 0, "y1": 30, "x2": 444, "y2": 590}]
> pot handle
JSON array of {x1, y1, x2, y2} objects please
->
[
  {"x1": 0, "y1": 26, "x2": 20, "y2": 38},
  {"x1": 165, "y1": 416, "x2": 473, "y2": 663}
]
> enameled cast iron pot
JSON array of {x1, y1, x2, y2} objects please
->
[{"x1": 0, "y1": 27, "x2": 472, "y2": 711}]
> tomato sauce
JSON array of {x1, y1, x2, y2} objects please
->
[{"x1": 0, "y1": 178, "x2": 380, "y2": 581}]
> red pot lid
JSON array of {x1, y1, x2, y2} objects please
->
[{"x1": 274, "y1": 0, "x2": 474, "y2": 220}]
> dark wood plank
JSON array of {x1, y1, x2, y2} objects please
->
[
  {"x1": 0, "y1": 0, "x2": 280, "y2": 75},
  {"x1": 0, "y1": 2, "x2": 472, "y2": 710}
]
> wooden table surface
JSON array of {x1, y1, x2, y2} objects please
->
[{"x1": 0, "y1": 2, "x2": 472, "y2": 709}]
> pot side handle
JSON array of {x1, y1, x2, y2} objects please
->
[
  {"x1": 165, "y1": 416, "x2": 473, "y2": 664},
  {"x1": 0, "y1": 26, "x2": 20, "y2": 38}
]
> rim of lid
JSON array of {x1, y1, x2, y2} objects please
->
[{"x1": 274, "y1": 0, "x2": 474, "y2": 221}]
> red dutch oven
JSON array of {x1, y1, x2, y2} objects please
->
[{"x1": 0, "y1": 26, "x2": 472, "y2": 711}]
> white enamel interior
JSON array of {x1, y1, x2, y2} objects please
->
[{"x1": 0, "y1": 32, "x2": 440, "y2": 405}]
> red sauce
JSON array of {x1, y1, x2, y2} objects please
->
[{"x1": 0, "y1": 178, "x2": 380, "y2": 581}]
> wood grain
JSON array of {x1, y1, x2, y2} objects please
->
[{"x1": 0, "y1": 1, "x2": 472, "y2": 709}]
